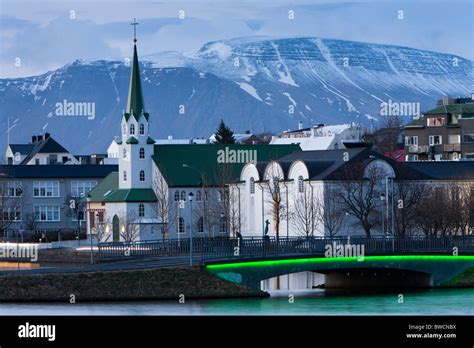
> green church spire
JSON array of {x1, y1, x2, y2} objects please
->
[{"x1": 125, "y1": 18, "x2": 148, "y2": 121}]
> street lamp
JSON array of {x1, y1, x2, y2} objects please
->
[
  {"x1": 188, "y1": 192, "x2": 194, "y2": 267},
  {"x1": 380, "y1": 193, "x2": 386, "y2": 237},
  {"x1": 86, "y1": 194, "x2": 93, "y2": 264}
]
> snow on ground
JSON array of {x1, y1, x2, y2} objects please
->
[
  {"x1": 282, "y1": 92, "x2": 297, "y2": 105},
  {"x1": 236, "y1": 82, "x2": 262, "y2": 101}
]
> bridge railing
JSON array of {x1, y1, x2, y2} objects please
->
[{"x1": 97, "y1": 235, "x2": 474, "y2": 262}]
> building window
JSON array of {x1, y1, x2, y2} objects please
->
[
  {"x1": 250, "y1": 177, "x2": 255, "y2": 194},
  {"x1": 174, "y1": 191, "x2": 180, "y2": 202},
  {"x1": 427, "y1": 117, "x2": 445, "y2": 127},
  {"x1": 123, "y1": 148, "x2": 127, "y2": 159},
  {"x1": 138, "y1": 204, "x2": 145, "y2": 217},
  {"x1": 139, "y1": 124, "x2": 145, "y2": 135},
  {"x1": 449, "y1": 135, "x2": 461, "y2": 144},
  {"x1": 463, "y1": 134, "x2": 474, "y2": 144},
  {"x1": 273, "y1": 178, "x2": 280, "y2": 194},
  {"x1": 220, "y1": 215, "x2": 227, "y2": 233},
  {"x1": 139, "y1": 170, "x2": 145, "y2": 182},
  {"x1": 405, "y1": 154, "x2": 419, "y2": 161},
  {"x1": 122, "y1": 124, "x2": 127, "y2": 135},
  {"x1": 72, "y1": 209, "x2": 86, "y2": 222},
  {"x1": 123, "y1": 171, "x2": 127, "y2": 182},
  {"x1": 405, "y1": 136, "x2": 418, "y2": 146},
  {"x1": 139, "y1": 147, "x2": 145, "y2": 159},
  {"x1": 130, "y1": 124, "x2": 135, "y2": 135},
  {"x1": 197, "y1": 217, "x2": 204, "y2": 234},
  {"x1": 178, "y1": 217, "x2": 185, "y2": 234},
  {"x1": 298, "y1": 176, "x2": 304, "y2": 193},
  {"x1": 0, "y1": 182, "x2": 22, "y2": 197},
  {"x1": 34, "y1": 205, "x2": 60, "y2": 222},
  {"x1": 196, "y1": 191, "x2": 202, "y2": 202},
  {"x1": 71, "y1": 181, "x2": 97, "y2": 198},
  {"x1": 429, "y1": 135, "x2": 442, "y2": 146},
  {"x1": 33, "y1": 181, "x2": 59, "y2": 197},
  {"x1": 1, "y1": 207, "x2": 21, "y2": 222},
  {"x1": 180, "y1": 191, "x2": 186, "y2": 201},
  {"x1": 205, "y1": 191, "x2": 208, "y2": 201}
]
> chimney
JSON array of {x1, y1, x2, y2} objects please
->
[
  {"x1": 32, "y1": 135, "x2": 37, "y2": 143},
  {"x1": 45, "y1": 132, "x2": 50, "y2": 140},
  {"x1": 443, "y1": 96, "x2": 449, "y2": 106},
  {"x1": 298, "y1": 121, "x2": 303, "y2": 130},
  {"x1": 168, "y1": 135, "x2": 173, "y2": 140},
  {"x1": 37, "y1": 135, "x2": 43, "y2": 142},
  {"x1": 245, "y1": 130, "x2": 251, "y2": 134}
]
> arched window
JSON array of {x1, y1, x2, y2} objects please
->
[
  {"x1": 196, "y1": 191, "x2": 202, "y2": 202},
  {"x1": 174, "y1": 191, "x2": 180, "y2": 202},
  {"x1": 139, "y1": 170, "x2": 145, "y2": 182},
  {"x1": 298, "y1": 175, "x2": 304, "y2": 193},
  {"x1": 138, "y1": 203, "x2": 145, "y2": 217},
  {"x1": 180, "y1": 191, "x2": 186, "y2": 201},
  {"x1": 197, "y1": 217, "x2": 204, "y2": 234},
  {"x1": 130, "y1": 124, "x2": 135, "y2": 135},
  {"x1": 122, "y1": 124, "x2": 127, "y2": 135},
  {"x1": 123, "y1": 171, "x2": 127, "y2": 182},
  {"x1": 220, "y1": 215, "x2": 227, "y2": 233},
  {"x1": 123, "y1": 148, "x2": 127, "y2": 159},
  {"x1": 139, "y1": 124, "x2": 145, "y2": 135},
  {"x1": 178, "y1": 217, "x2": 185, "y2": 234},
  {"x1": 250, "y1": 177, "x2": 255, "y2": 194},
  {"x1": 273, "y1": 177, "x2": 280, "y2": 194},
  {"x1": 139, "y1": 148, "x2": 145, "y2": 159}
]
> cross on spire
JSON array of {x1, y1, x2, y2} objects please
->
[{"x1": 131, "y1": 18, "x2": 139, "y2": 43}]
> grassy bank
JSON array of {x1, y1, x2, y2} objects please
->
[
  {"x1": 0, "y1": 267, "x2": 267, "y2": 302},
  {"x1": 442, "y1": 266, "x2": 474, "y2": 287}
]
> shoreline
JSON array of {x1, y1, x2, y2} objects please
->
[{"x1": 0, "y1": 267, "x2": 268, "y2": 302}]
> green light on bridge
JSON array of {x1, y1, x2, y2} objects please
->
[{"x1": 206, "y1": 255, "x2": 474, "y2": 270}]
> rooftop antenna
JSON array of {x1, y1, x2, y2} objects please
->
[{"x1": 131, "y1": 18, "x2": 139, "y2": 44}]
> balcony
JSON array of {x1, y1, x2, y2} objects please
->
[
  {"x1": 443, "y1": 143, "x2": 461, "y2": 152},
  {"x1": 408, "y1": 145, "x2": 429, "y2": 154}
]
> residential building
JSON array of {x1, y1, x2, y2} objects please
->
[
  {"x1": 403, "y1": 95, "x2": 474, "y2": 161},
  {"x1": 270, "y1": 123, "x2": 367, "y2": 151}
]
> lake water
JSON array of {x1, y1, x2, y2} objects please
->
[{"x1": 1, "y1": 287, "x2": 473, "y2": 316}]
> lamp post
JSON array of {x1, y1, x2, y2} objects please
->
[
  {"x1": 183, "y1": 164, "x2": 206, "y2": 237},
  {"x1": 86, "y1": 194, "x2": 93, "y2": 264},
  {"x1": 188, "y1": 192, "x2": 194, "y2": 267}
]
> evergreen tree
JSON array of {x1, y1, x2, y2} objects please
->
[{"x1": 214, "y1": 119, "x2": 235, "y2": 144}]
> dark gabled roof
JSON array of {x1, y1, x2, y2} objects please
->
[
  {"x1": 9, "y1": 144, "x2": 34, "y2": 156},
  {"x1": 424, "y1": 103, "x2": 474, "y2": 116},
  {"x1": 103, "y1": 188, "x2": 157, "y2": 202},
  {"x1": 147, "y1": 136, "x2": 156, "y2": 144},
  {"x1": 404, "y1": 161, "x2": 474, "y2": 180},
  {"x1": 152, "y1": 144, "x2": 301, "y2": 187},
  {"x1": 19, "y1": 136, "x2": 71, "y2": 164},
  {"x1": 126, "y1": 136, "x2": 139, "y2": 144},
  {"x1": 0, "y1": 165, "x2": 118, "y2": 179}
]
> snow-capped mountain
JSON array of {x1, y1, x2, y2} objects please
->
[{"x1": 0, "y1": 37, "x2": 472, "y2": 155}]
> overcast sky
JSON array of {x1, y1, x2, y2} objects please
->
[{"x1": 0, "y1": 0, "x2": 472, "y2": 78}]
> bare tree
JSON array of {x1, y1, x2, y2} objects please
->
[
  {"x1": 319, "y1": 183, "x2": 345, "y2": 237},
  {"x1": 291, "y1": 184, "x2": 320, "y2": 237},
  {"x1": 119, "y1": 211, "x2": 140, "y2": 242},
  {"x1": 363, "y1": 115, "x2": 403, "y2": 155},
  {"x1": 0, "y1": 173, "x2": 21, "y2": 237},
  {"x1": 261, "y1": 164, "x2": 287, "y2": 240},
  {"x1": 151, "y1": 172, "x2": 177, "y2": 241},
  {"x1": 64, "y1": 194, "x2": 86, "y2": 238},
  {"x1": 336, "y1": 162, "x2": 385, "y2": 237},
  {"x1": 393, "y1": 180, "x2": 428, "y2": 237}
]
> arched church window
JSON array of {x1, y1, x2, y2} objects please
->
[
  {"x1": 123, "y1": 171, "x2": 127, "y2": 182},
  {"x1": 138, "y1": 204, "x2": 145, "y2": 217},
  {"x1": 139, "y1": 148, "x2": 145, "y2": 159},
  {"x1": 139, "y1": 124, "x2": 145, "y2": 135},
  {"x1": 180, "y1": 191, "x2": 186, "y2": 201},
  {"x1": 122, "y1": 124, "x2": 127, "y2": 135},
  {"x1": 130, "y1": 124, "x2": 135, "y2": 135},
  {"x1": 298, "y1": 176, "x2": 304, "y2": 193},
  {"x1": 174, "y1": 191, "x2": 180, "y2": 202},
  {"x1": 139, "y1": 170, "x2": 145, "y2": 182},
  {"x1": 250, "y1": 177, "x2": 255, "y2": 194},
  {"x1": 123, "y1": 148, "x2": 127, "y2": 159}
]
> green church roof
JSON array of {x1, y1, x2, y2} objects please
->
[
  {"x1": 123, "y1": 44, "x2": 149, "y2": 122},
  {"x1": 152, "y1": 144, "x2": 301, "y2": 187},
  {"x1": 126, "y1": 136, "x2": 139, "y2": 144},
  {"x1": 104, "y1": 188, "x2": 157, "y2": 202}
]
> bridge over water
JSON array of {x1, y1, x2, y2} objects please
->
[{"x1": 98, "y1": 236, "x2": 474, "y2": 290}]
